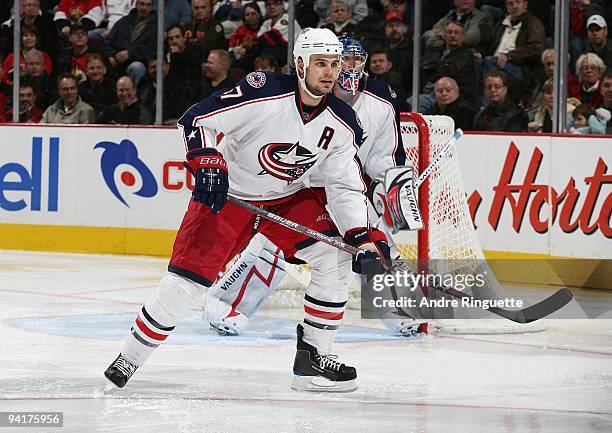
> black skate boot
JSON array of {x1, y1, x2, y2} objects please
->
[
  {"x1": 291, "y1": 324, "x2": 357, "y2": 392},
  {"x1": 104, "y1": 353, "x2": 139, "y2": 388}
]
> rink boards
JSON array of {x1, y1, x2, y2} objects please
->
[{"x1": 0, "y1": 124, "x2": 610, "y2": 288}]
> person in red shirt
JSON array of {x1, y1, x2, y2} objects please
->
[
  {"x1": 228, "y1": 2, "x2": 262, "y2": 60},
  {"x1": 1, "y1": 25, "x2": 53, "y2": 86},
  {"x1": 0, "y1": 81, "x2": 44, "y2": 123}
]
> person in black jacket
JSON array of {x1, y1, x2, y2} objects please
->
[
  {"x1": 425, "y1": 76, "x2": 477, "y2": 132},
  {"x1": 473, "y1": 71, "x2": 528, "y2": 132},
  {"x1": 97, "y1": 75, "x2": 145, "y2": 124},
  {"x1": 102, "y1": 0, "x2": 157, "y2": 87},
  {"x1": 420, "y1": 20, "x2": 480, "y2": 110}
]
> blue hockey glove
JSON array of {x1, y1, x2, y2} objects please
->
[{"x1": 185, "y1": 148, "x2": 229, "y2": 213}]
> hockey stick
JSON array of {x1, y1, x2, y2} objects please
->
[
  {"x1": 227, "y1": 195, "x2": 573, "y2": 323},
  {"x1": 414, "y1": 128, "x2": 463, "y2": 189}
]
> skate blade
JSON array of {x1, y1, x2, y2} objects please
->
[
  {"x1": 209, "y1": 322, "x2": 239, "y2": 336},
  {"x1": 291, "y1": 375, "x2": 358, "y2": 393}
]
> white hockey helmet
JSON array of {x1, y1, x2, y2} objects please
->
[{"x1": 293, "y1": 28, "x2": 343, "y2": 98}]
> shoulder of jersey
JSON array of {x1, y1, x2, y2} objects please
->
[
  {"x1": 364, "y1": 78, "x2": 397, "y2": 103},
  {"x1": 239, "y1": 71, "x2": 295, "y2": 98},
  {"x1": 327, "y1": 94, "x2": 364, "y2": 140}
]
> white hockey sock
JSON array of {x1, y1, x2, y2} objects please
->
[{"x1": 121, "y1": 273, "x2": 204, "y2": 365}]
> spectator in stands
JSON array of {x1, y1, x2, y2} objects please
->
[
  {"x1": 569, "y1": 102, "x2": 609, "y2": 134},
  {"x1": 200, "y1": 48, "x2": 234, "y2": 98},
  {"x1": 368, "y1": 47, "x2": 407, "y2": 110},
  {"x1": 229, "y1": 2, "x2": 262, "y2": 68},
  {"x1": 23, "y1": 49, "x2": 56, "y2": 110},
  {"x1": 425, "y1": 0, "x2": 492, "y2": 53},
  {"x1": 584, "y1": 15, "x2": 612, "y2": 69},
  {"x1": 476, "y1": 0, "x2": 545, "y2": 101},
  {"x1": 137, "y1": 55, "x2": 168, "y2": 124},
  {"x1": 383, "y1": 11, "x2": 412, "y2": 91},
  {"x1": 163, "y1": 25, "x2": 202, "y2": 122},
  {"x1": 185, "y1": 0, "x2": 228, "y2": 61},
  {"x1": 425, "y1": 76, "x2": 476, "y2": 131},
  {"x1": 56, "y1": 23, "x2": 94, "y2": 83},
  {"x1": 473, "y1": 71, "x2": 528, "y2": 132},
  {"x1": 569, "y1": 52, "x2": 605, "y2": 108},
  {"x1": 97, "y1": 75, "x2": 144, "y2": 123},
  {"x1": 528, "y1": 79, "x2": 578, "y2": 133},
  {"x1": 1, "y1": 81, "x2": 44, "y2": 123},
  {"x1": 89, "y1": 0, "x2": 136, "y2": 40},
  {"x1": 600, "y1": 71, "x2": 612, "y2": 133},
  {"x1": 162, "y1": 0, "x2": 192, "y2": 30},
  {"x1": 54, "y1": 0, "x2": 104, "y2": 38},
  {"x1": 213, "y1": 0, "x2": 243, "y2": 40},
  {"x1": 253, "y1": 53, "x2": 279, "y2": 72},
  {"x1": 103, "y1": 0, "x2": 157, "y2": 87},
  {"x1": 419, "y1": 20, "x2": 480, "y2": 111},
  {"x1": 569, "y1": 0, "x2": 609, "y2": 73},
  {"x1": 1, "y1": 25, "x2": 53, "y2": 86},
  {"x1": 320, "y1": 0, "x2": 356, "y2": 36},
  {"x1": 314, "y1": 0, "x2": 367, "y2": 27},
  {"x1": 42, "y1": 73, "x2": 96, "y2": 123},
  {"x1": 256, "y1": 0, "x2": 301, "y2": 67},
  {"x1": 0, "y1": 0, "x2": 58, "y2": 58},
  {"x1": 79, "y1": 53, "x2": 117, "y2": 117}
]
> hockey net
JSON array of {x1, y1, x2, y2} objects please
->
[{"x1": 269, "y1": 114, "x2": 534, "y2": 333}]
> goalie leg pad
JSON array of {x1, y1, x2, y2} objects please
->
[{"x1": 204, "y1": 233, "x2": 288, "y2": 334}]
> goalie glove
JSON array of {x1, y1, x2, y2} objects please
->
[
  {"x1": 185, "y1": 148, "x2": 229, "y2": 213},
  {"x1": 383, "y1": 166, "x2": 424, "y2": 232},
  {"x1": 344, "y1": 227, "x2": 392, "y2": 275}
]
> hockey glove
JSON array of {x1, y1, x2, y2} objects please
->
[
  {"x1": 344, "y1": 227, "x2": 392, "y2": 275},
  {"x1": 185, "y1": 148, "x2": 229, "y2": 213}
]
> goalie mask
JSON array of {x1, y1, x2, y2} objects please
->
[{"x1": 338, "y1": 36, "x2": 368, "y2": 95}]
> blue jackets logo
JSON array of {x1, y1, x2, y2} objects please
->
[{"x1": 94, "y1": 139, "x2": 158, "y2": 207}]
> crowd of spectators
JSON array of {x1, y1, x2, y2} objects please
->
[{"x1": 0, "y1": 0, "x2": 611, "y2": 134}]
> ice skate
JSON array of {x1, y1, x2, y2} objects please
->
[
  {"x1": 104, "y1": 353, "x2": 139, "y2": 388},
  {"x1": 291, "y1": 324, "x2": 357, "y2": 392}
]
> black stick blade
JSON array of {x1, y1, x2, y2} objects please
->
[{"x1": 490, "y1": 288, "x2": 574, "y2": 323}]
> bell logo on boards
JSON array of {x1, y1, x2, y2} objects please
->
[{"x1": 94, "y1": 139, "x2": 158, "y2": 207}]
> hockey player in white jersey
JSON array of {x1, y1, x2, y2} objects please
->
[
  {"x1": 104, "y1": 28, "x2": 392, "y2": 393},
  {"x1": 203, "y1": 36, "x2": 427, "y2": 338}
]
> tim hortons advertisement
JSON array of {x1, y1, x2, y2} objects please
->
[
  {"x1": 0, "y1": 125, "x2": 609, "y2": 260},
  {"x1": 456, "y1": 133, "x2": 610, "y2": 260}
]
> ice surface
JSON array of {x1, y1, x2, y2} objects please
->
[{"x1": 1, "y1": 251, "x2": 611, "y2": 433}]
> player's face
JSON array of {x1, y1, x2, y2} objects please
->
[
  {"x1": 87, "y1": 59, "x2": 106, "y2": 82},
  {"x1": 304, "y1": 55, "x2": 340, "y2": 96}
]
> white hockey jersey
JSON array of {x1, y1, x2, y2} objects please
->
[
  {"x1": 177, "y1": 71, "x2": 368, "y2": 234},
  {"x1": 256, "y1": 13, "x2": 301, "y2": 45}
]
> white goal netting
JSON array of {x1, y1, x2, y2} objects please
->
[{"x1": 268, "y1": 113, "x2": 509, "y2": 314}]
